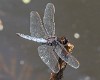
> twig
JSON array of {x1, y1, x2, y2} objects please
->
[
  {"x1": 10, "y1": 55, "x2": 16, "y2": 79},
  {"x1": 50, "y1": 57, "x2": 67, "y2": 80},
  {"x1": 24, "y1": 65, "x2": 33, "y2": 80},
  {"x1": 18, "y1": 64, "x2": 28, "y2": 80}
]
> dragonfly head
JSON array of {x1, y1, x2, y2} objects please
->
[{"x1": 59, "y1": 36, "x2": 68, "y2": 45}]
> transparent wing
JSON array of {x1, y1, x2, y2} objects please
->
[
  {"x1": 43, "y1": 3, "x2": 55, "y2": 37},
  {"x1": 54, "y1": 44, "x2": 80, "y2": 69},
  {"x1": 30, "y1": 11, "x2": 46, "y2": 38},
  {"x1": 38, "y1": 45, "x2": 60, "y2": 73}
]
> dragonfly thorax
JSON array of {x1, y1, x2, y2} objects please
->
[
  {"x1": 46, "y1": 36, "x2": 58, "y2": 46},
  {"x1": 58, "y1": 37, "x2": 74, "y2": 53}
]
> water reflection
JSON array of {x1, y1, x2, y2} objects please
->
[
  {"x1": 0, "y1": 19, "x2": 3, "y2": 31},
  {"x1": 22, "y1": 0, "x2": 31, "y2": 4},
  {"x1": 74, "y1": 33, "x2": 80, "y2": 39}
]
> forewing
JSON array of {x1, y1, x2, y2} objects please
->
[
  {"x1": 55, "y1": 44, "x2": 80, "y2": 69},
  {"x1": 30, "y1": 11, "x2": 46, "y2": 38},
  {"x1": 38, "y1": 45, "x2": 60, "y2": 73},
  {"x1": 43, "y1": 3, "x2": 55, "y2": 37}
]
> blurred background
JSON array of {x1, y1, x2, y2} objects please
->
[{"x1": 0, "y1": 0, "x2": 100, "y2": 80}]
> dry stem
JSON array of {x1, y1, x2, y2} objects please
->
[{"x1": 50, "y1": 58, "x2": 67, "y2": 80}]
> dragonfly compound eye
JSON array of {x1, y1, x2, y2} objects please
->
[{"x1": 60, "y1": 37, "x2": 68, "y2": 45}]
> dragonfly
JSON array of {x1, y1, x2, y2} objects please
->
[{"x1": 16, "y1": 3, "x2": 80, "y2": 73}]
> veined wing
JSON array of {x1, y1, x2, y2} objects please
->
[
  {"x1": 30, "y1": 11, "x2": 47, "y2": 38},
  {"x1": 43, "y1": 3, "x2": 55, "y2": 37},
  {"x1": 54, "y1": 43, "x2": 80, "y2": 69},
  {"x1": 38, "y1": 45, "x2": 60, "y2": 73}
]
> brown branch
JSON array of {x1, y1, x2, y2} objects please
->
[
  {"x1": 50, "y1": 57, "x2": 67, "y2": 80},
  {"x1": 24, "y1": 65, "x2": 33, "y2": 80},
  {"x1": 18, "y1": 64, "x2": 28, "y2": 80},
  {"x1": 10, "y1": 55, "x2": 16, "y2": 79}
]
